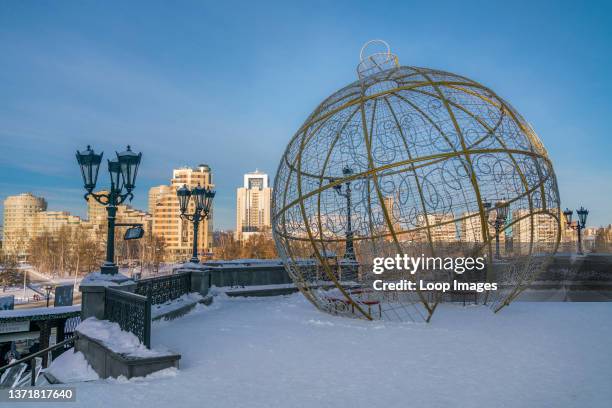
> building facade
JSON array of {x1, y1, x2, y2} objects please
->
[
  {"x1": 3, "y1": 193, "x2": 48, "y2": 255},
  {"x1": 460, "y1": 212, "x2": 507, "y2": 243},
  {"x1": 416, "y1": 213, "x2": 457, "y2": 243},
  {"x1": 236, "y1": 170, "x2": 272, "y2": 241},
  {"x1": 148, "y1": 185, "x2": 172, "y2": 215},
  {"x1": 149, "y1": 165, "x2": 214, "y2": 262},
  {"x1": 87, "y1": 191, "x2": 152, "y2": 232},
  {"x1": 512, "y1": 209, "x2": 559, "y2": 254},
  {"x1": 2, "y1": 191, "x2": 151, "y2": 259}
]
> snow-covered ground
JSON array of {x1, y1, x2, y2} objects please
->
[
  {"x1": 76, "y1": 318, "x2": 174, "y2": 358},
  {"x1": 151, "y1": 292, "x2": 203, "y2": 319},
  {"x1": 45, "y1": 351, "x2": 99, "y2": 384},
  {"x1": 37, "y1": 294, "x2": 612, "y2": 408},
  {"x1": 1, "y1": 286, "x2": 41, "y2": 304},
  {"x1": 1, "y1": 264, "x2": 83, "y2": 304}
]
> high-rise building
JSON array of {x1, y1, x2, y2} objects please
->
[
  {"x1": 148, "y1": 185, "x2": 172, "y2": 215},
  {"x1": 2, "y1": 191, "x2": 150, "y2": 259},
  {"x1": 460, "y1": 212, "x2": 506, "y2": 243},
  {"x1": 561, "y1": 214, "x2": 577, "y2": 243},
  {"x1": 376, "y1": 194, "x2": 418, "y2": 242},
  {"x1": 87, "y1": 191, "x2": 151, "y2": 231},
  {"x1": 416, "y1": 213, "x2": 457, "y2": 243},
  {"x1": 459, "y1": 211, "x2": 508, "y2": 255},
  {"x1": 3, "y1": 193, "x2": 47, "y2": 255},
  {"x1": 36, "y1": 211, "x2": 83, "y2": 233},
  {"x1": 236, "y1": 170, "x2": 272, "y2": 241},
  {"x1": 87, "y1": 194, "x2": 107, "y2": 225},
  {"x1": 150, "y1": 165, "x2": 214, "y2": 262},
  {"x1": 512, "y1": 209, "x2": 559, "y2": 254}
]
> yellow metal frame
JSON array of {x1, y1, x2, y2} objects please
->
[{"x1": 272, "y1": 43, "x2": 561, "y2": 322}]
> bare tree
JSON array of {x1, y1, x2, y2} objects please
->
[
  {"x1": 240, "y1": 233, "x2": 278, "y2": 259},
  {"x1": 139, "y1": 232, "x2": 166, "y2": 274},
  {"x1": 214, "y1": 230, "x2": 278, "y2": 260},
  {"x1": 28, "y1": 225, "x2": 104, "y2": 278},
  {"x1": 214, "y1": 231, "x2": 242, "y2": 260},
  {"x1": 594, "y1": 226, "x2": 612, "y2": 253}
]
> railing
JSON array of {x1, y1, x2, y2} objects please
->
[
  {"x1": 0, "y1": 337, "x2": 75, "y2": 387},
  {"x1": 64, "y1": 316, "x2": 81, "y2": 333},
  {"x1": 50, "y1": 316, "x2": 82, "y2": 360},
  {"x1": 134, "y1": 272, "x2": 191, "y2": 305},
  {"x1": 104, "y1": 287, "x2": 151, "y2": 348}
]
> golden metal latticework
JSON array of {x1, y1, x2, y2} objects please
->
[{"x1": 272, "y1": 40, "x2": 561, "y2": 322}]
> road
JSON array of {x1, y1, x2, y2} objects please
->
[{"x1": 12, "y1": 266, "x2": 82, "y2": 309}]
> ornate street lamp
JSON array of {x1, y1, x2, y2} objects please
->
[
  {"x1": 43, "y1": 284, "x2": 54, "y2": 307},
  {"x1": 76, "y1": 145, "x2": 102, "y2": 192},
  {"x1": 177, "y1": 183, "x2": 215, "y2": 263},
  {"x1": 484, "y1": 198, "x2": 509, "y2": 260},
  {"x1": 76, "y1": 145, "x2": 142, "y2": 274},
  {"x1": 576, "y1": 207, "x2": 589, "y2": 228},
  {"x1": 563, "y1": 207, "x2": 589, "y2": 255},
  {"x1": 331, "y1": 165, "x2": 356, "y2": 261},
  {"x1": 563, "y1": 208, "x2": 573, "y2": 225}
]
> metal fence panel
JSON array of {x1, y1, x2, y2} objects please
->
[
  {"x1": 104, "y1": 287, "x2": 151, "y2": 348},
  {"x1": 134, "y1": 272, "x2": 191, "y2": 305}
]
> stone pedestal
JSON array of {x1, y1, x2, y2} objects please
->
[
  {"x1": 174, "y1": 263, "x2": 211, "y2": 297},
  {"x1": 79, "y1": 272, "x2": 136, "y2": 320},
  {"x1": 75, "y1": 332, "x2": 180, "y2": 379}
]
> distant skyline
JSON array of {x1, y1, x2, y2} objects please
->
[{"x1": 1, "y1": 1, "x2": 611, "y2": 229}]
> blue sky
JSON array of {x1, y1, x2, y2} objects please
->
[{"x1": 0, "y1": 0, "x2": 611, "y2": 229}]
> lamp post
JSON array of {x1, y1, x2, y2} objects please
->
[
  {"x1": 177, "y1": 184, "x2": 215, "y2": 263},
  {"x1": 76, "y1": 145, "x2": 142, "y2": 275},
  {"x1": 484, "y1": 199, "x2": 509, "y2": 260},
  {"x1": 331, "y1": 165, "x2": 356, "y2": 261},
  {"x1": 563, "y1": 207, "x2": 589, "y2": 255},
  {"x1": 43, "y1": 284, "x2": 54, "y2": 307}
]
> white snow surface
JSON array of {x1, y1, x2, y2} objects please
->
[
  {"x1": 45, "y1": 350, "x2": 99, "y2": 383},
  {"x1": 216, "y1": 283, "x2": 296, "y2": 292},
  {"x1": 80, "y1": 272, "x2": 134, "y2": 286},
  {"x1": 76, "y1": 318, "x2": 173, "y2": 357},
  {"x1": 30, "y1": 294, "x2": 612, "y2": 408},
  {"x1": 151, "y1": 292, "x2": 203, "y2": 319},
  {"x1": 0, "y1": 305, "x2": 80, "y2": 318}
]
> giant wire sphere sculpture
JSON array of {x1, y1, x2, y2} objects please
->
[{"x1": 272, "y1": 40, "x2": 561, "y2": 322}]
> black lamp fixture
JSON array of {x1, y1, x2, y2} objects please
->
[
  {"x1": 76, "y1": 145, "x2": 142, "y2": 274},
  {"x1": 176, "y1": 183, "x2": 215, "y2": 263},
  {"x1": 76, "y1": 145, "x2": 103, "y2": 193},
  {"x1": 177, "y1": 184, "x2": 191, "y2": 214},
  {"x1": 117, "y1": 145, "x2": 142, "y2": 191},
  {"x1": 576, "y1": 207, "x2": 589, "y2": 229},
  {"x1": 484, "y1": 198, "x2": 510, "y2": 260},
  {"x1": 108, "y1": 158, "x2": 124, "y2": 192},
  {"x1": 563, "y1": 208, "x2": 573, "y2": 225},
  {"x1": 563, "y1": 206, "x2": 589, "y2": 255}
]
